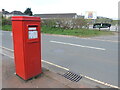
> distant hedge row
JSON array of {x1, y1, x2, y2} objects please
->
[
  {"x1": 2, "y1": 18, "x2": 88, "y2": 29},
  {"x1": 41, "y1": 18, "x2": 88, "y2": 29}
]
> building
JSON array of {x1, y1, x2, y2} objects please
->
[
  {"x1": 77, "y1": 15, "x2": 84, "y2": 19},
  {"x1": 2, "y1": 9, "x2": 28, "y2": 18},
  {"x1": 34, "y1": 13, "x2": 77, "y2": 19}
]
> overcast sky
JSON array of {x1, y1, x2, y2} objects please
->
[{"x1": 0, "y1": 0, "x2": 119, "y2": 19}]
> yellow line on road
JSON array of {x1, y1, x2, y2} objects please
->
[
  {"x1": 80, "y1": 74, "x2": 120, "y2": 89},
  {"x1": 42, "y1": 60, "x2": 69, "y2": 71}
]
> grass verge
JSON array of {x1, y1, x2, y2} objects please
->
[
  {"x1": 2, "y1": 25, "x2": 12, "y2": 31},
  {"x1": 41, "y1": 26, "x2": 115, "y2": 37}
]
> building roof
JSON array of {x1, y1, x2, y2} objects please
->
[
  {"x1": 77, "y1": 15, "x2": 85, "y2": 18},
  {"x1": 2, "y1": 9, "x2": 25, "y2": 15},
  {"x1": 2, "y1": 11, "x2": 10, "y2": 14},
  {"x1": 10, "y1": 11, "x2": 25, "y2": 15},
  {"x1": 34, "y1": 13, "x2": 77, "y2": 19}
]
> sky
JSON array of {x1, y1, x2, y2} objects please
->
[{"x1": 0, "y1": 0, "x2": 119, "y2": 19}]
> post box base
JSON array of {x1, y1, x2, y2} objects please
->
[{"x1": 15, "y1": 73, "x2": 43, "y2": 81}]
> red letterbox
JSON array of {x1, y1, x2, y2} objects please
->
[{"x1": 12, "y1": 16, "x2": 42, "y2": 80}]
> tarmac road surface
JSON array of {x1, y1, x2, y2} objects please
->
[{"x1": 1, "y1": 31, "x2": 118, "y2": 86}]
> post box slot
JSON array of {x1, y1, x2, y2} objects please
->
[
  {"x1": 28, "y1": 31, "x2": 38, "y2": 39},
  {"x1": 28, "y1": 25, "x2": 38, "y2": 39}
]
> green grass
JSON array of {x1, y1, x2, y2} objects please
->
[
  {"x1": 2, "y1": 25, "x2": 12, "y2": 31},
  {"x1": 2, "y1": 25, "x2": 115, "y2": 37},
  {"x1": 41, "y1": 26, "x2": 114, "y2": 37}
]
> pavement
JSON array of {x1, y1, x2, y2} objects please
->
[{"x1": 2, "y1": 55, "x2": 70, "y2": 88}]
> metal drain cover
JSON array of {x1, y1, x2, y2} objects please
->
[{"x1": 62, "y1": 71, "x2": 82, "y2": 82}]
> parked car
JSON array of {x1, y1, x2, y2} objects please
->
[{"x1": 93, "y1": 23, "x2": 111, "y2": 31}]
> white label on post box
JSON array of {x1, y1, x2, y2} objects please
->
[
  {"x1": 29, "y1": 31, "x2": 38, "y2": 39},
  {"x1": 28, "y1": 27, "x2": 37, "y2": 30}
]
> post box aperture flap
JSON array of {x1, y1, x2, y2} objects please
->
[{"x1": 12, "y1": 16, "x2": 42, "y2": 80}]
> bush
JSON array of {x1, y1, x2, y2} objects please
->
[
  {"x1": 2, "y1": 17, "x2": 11, "y2": 26},
  {"x1": 41, "y1": 18, "x2": 87, "y2": 29}
]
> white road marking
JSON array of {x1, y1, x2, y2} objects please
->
[
  {"x1": 50, "y1": 41, "x2": 106, "y2": 51},
  {"x1": 1, "y1": 46, "x2": 119, "y2": 89},
  {"x1": 0, "y1": 46, "x2": 14, "y2": 52},
  {"x1": 0, "y1": 52, "x2": 14, "y2": 59}
]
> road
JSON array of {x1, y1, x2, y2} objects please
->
[{"x1": 1, "y1": 31, "x2": 118, "y2": 86}]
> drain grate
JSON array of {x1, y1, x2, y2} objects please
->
[{"x1": 62, "y1": 71, "x2": 82, "y2": 82}]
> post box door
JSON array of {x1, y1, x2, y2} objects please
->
[{"x1": 24, "y1": 23, "x2": 41, "y2": 79}]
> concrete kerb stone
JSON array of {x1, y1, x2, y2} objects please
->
[{"x1": 43, "y1": 33, "x2": 118, "y2": 43}]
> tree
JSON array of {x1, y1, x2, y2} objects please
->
[
  {"x1": 24, "y1": 8, "x2": 33, "y2": 16},
  {"x1": 72, "y1": 18, "x2": 87, "y2": 29}
]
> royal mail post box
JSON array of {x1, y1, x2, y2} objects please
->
[{"x1": 12, "y1": 16, "x2": 42, "y2": 80}]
